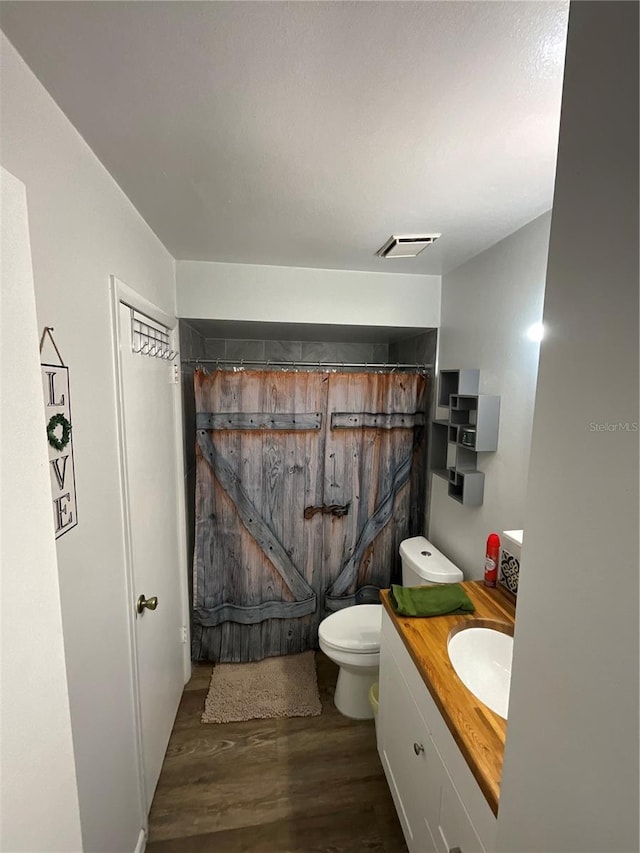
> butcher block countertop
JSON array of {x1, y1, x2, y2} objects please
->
[{"x1": 380, "y1": 581, "x2": 515, "y2": 816}]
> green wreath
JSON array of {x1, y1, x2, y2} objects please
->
[{"x1": 47, "y1": 412, "x2": 72, "y2": 451}]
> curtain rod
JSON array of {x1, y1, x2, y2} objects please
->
[{"x1": 183, "y1": 358, "x2": 433, "y2": 370}]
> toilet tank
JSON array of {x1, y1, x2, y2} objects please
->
[{"x1": 399, "y1": 536, "x2": 464, "y2": 586}]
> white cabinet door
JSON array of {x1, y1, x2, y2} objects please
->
[
  {"x1": 435, "y1": 771, "x2": 485, "y2": 853},
  {"x1": 379, "y1": 644, "x2": 439, "y2": 853}
]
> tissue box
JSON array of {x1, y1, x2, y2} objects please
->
[{"x1": 500, "y1": 529, "x2": 523, "y2": 595}]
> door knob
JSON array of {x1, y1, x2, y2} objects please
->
[{"x1": 137, "y1": 594, "x2": 158, "y2": 614}]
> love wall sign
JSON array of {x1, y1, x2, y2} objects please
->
[
  {"x1": 42, "y1": 363, "x2": 78, "y2": 538},
  {"x1": 40, "y1": 329, "x2": 78, "y2": 538}
]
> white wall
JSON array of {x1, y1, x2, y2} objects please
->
[
  {"x1": 1, "y1": 168, "x2": 83, "y2": 853},
  {"x1": 429, "y1": 213, "x2": 551, "y2": 575},
  {"x1": 177, "y1": 259, "x2": 441, "y2": 328},
  {"x1": 497, "y1": 3, "x2": 639, "y2": 852},
  {"x1": 0, "y1": 35, "x2": 176, "y2": 853}
]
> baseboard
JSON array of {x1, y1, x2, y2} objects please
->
[{"x1": 134, "y1": 828, "x2": 146, "y2": 853}]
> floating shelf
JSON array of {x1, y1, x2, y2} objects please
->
[
  {"x1": 430, "y1": 369, "x2": 500, "y2": 506},
  {"x1": 437, "y1": 369, "x2": 479, "y2": 407},
  {"x1": 447, "y1": 470, "x2": 485, "y2": 506}
]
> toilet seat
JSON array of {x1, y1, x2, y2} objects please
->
[{"x1": 318, "y1": 604, "x2": 381, "y2": 654}]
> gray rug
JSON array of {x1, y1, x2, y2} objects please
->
[{"x1": 201, "y1": 651, "x2": 322, "y2": 723}]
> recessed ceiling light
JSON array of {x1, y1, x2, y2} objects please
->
[{"x1": 375, "y1": 234, "x2": 441, "y2": 259}]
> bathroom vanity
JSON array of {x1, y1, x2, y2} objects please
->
[{"x1": 377, "y1": 583, "x2": 515, "y2": 853}]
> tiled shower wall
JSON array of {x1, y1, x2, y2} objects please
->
[
  {"x1": 179, "y1": 320, "x2": 437, "y2": 617},
  {"x1": 181, "y1": 332, "x2": 390, "y2": 366},
  {"x1": 389, "y1": 331, "x2": 437, "y2": 369}
]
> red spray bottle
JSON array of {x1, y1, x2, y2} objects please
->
[{"x1": 484, "y1": 533, "x2": 500, "y2": 588}]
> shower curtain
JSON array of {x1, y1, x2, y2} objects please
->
[{"x1": 192, "y1": 369, "x2": 426, "y2": 661}]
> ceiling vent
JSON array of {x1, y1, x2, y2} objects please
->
[{"x1": 375, "y1": 234, "x2": 441, "y2": 259}]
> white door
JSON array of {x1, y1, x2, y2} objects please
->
[{"x1": 114, "y1": 288, "x2": 187, "y2": 810}]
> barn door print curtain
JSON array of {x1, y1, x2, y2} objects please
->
[{"x1": 192, "y1": 369, "x2": 426, "y2": 662}]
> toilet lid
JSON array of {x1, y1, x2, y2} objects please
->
[{"x1": 319, "y1": 604, "x2": 382, "y2": 653}]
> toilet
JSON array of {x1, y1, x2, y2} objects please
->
[{"x1": 318, "y1": 535, "x2": 464, "y2": 719}]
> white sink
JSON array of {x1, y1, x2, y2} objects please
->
[{"x1": 447, "y1": 626, "x2": 513, "y2": 719}]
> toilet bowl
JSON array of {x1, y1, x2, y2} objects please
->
[
  {"x1": 319, "y1": 604, "x2": 382, "y2": 719},
  {"x1": 318, "y1": 536, "x2": 464, "y2": 719}
]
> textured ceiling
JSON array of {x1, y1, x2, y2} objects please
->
[{"x1": 0, "y1": 1, "x2": 569, "y2": 274}]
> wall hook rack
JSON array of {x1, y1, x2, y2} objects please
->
[{"x1": 130, "y1": 308, "x2": 178, "y2": 361}]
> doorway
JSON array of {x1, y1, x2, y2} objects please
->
[{"x1": 111, "y1": 277, "x2": 189, "y2": 815}]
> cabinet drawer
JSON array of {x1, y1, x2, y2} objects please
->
[{"x1": 381, "y1": 607, "x2": 441, "y2": 732}]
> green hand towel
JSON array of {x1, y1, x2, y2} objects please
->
[{"x1": 390, "y1": 583, "x2": 475, "y2": 617}]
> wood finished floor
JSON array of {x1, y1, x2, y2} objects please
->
[{"x1": 147, "y1": 653, "x2": 408, "y2": 853}]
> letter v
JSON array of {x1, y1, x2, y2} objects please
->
[{"x1": 51, "y1": 455, "x2": 69, "y2": 490}]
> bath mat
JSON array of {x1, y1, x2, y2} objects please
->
[{"x1": 201, "y1": 651, "x2": 322, "y2": 723}]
